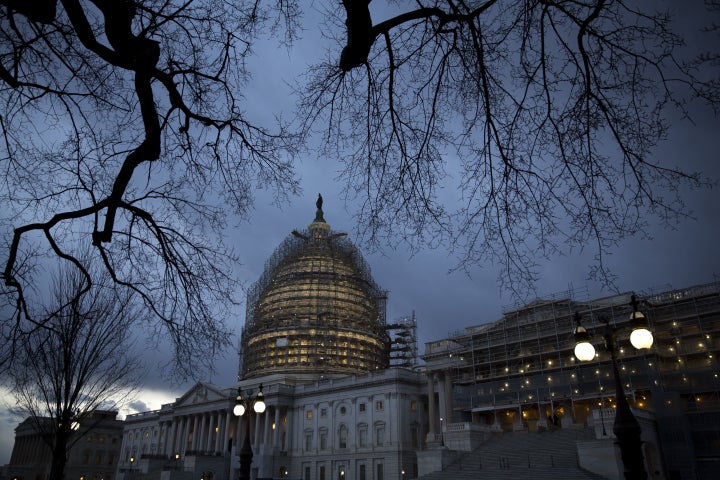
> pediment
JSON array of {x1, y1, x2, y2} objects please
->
[{"x1": 173, "y1": 382, "x2": 231, "y2": 408}]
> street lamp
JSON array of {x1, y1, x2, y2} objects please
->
[
  {"x1": 233, "y1": 384, "x2": 266, "y2": 480},
  {"x1": 573, "y1": 295, "x2": 653, "y2": 480}
]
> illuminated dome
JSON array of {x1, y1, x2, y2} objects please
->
[{"x1": 240, "y1": 195, "x2": 389, "y2": 378}]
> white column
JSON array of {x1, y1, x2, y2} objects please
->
[
  {"x1": 206, "y1": 412, "x2": 215, "y2": 452},
  {"x1": 177, "y1": 417, "x2": 185, "y2": 454},
  {"x1": 264, "y1": 407, "x2": 272, "y2": 445},
  {"x1": 192, "y1": 414, "x2": 200, "y2": 450},
  {"x1": 165, "y1": 417, "x2": 177, "y2": 458},
  {"x1": 273, "y1": 406, "x2": 281, "y2": 448},
  {"x1": 179, "y1": 416, "x2": 188, "y2": 453},
  {"x1": 444, "y1": 370, "x2": 453, "y2": 423},
  {"x1": 284, "y1": 407, "x2": 292, "y2": 452},
  {"x1": 214, "y1": 410, "x2": 222, "y2": 454},
  {"x1": 427, "y1": 373, "x2": 436, "y2": 437},
  {"x1": 222, "y1": 410, "x2": 232, "y2": 454}
]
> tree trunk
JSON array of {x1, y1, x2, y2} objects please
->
[{"x1": 48, "y1": 433, "x2": 68, "y2": 480}]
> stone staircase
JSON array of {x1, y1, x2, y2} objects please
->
[{"x1": 420, "y1": 428, "x2": 608, "y2": 480}]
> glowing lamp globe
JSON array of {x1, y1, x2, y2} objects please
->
[
  {"x1": 574, "y1": 340, "x2": 596, "y2": 362},
  {"x1": 233, "y1": 403, "x2": 246, "y2": 417},
  {"x1": 630, "y1": 327, "x2": 654, "y2": 349}
]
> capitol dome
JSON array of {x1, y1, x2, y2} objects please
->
[{"x1": 240, "y1": 195, "x2": 389, "y2": 378}]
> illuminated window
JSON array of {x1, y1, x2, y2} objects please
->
[
  {"x1": 375, "y1": 401, "x2": 383, "y2": 411},
  {"x1": 306, "y1": 410, "x2": 313, "y2": 420},
  {"x1": 410, "y1": 400, "x2": 417, "y2": 411}
]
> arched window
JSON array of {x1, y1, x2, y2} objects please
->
[
  {"x1": 357, "y1": 423, "x2": 368, "y2": 448},
  {"x1": 374, "y1": 422, "x2": 386, "y2": 446},
  {"x1": 338, "y1": 424, "x2": 348, "y2": 449},
  {"x1": 319, "y1": 427, "x2": 328, "y2": 450},
  {"x1": 200, "y1": 471, "x2": 214, "y2": 480}
]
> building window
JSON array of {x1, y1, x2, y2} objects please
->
[
  {"x1": 410, "y1": 400, "x2": 417, "y2": 411},
  {"x1": 411, "y1": 424, "x2": 419, "y2": 449},
  {"x1": 338, "y1": 425, "x2": 348, "y2": 449},
  {"x1": 306, "y1": 410, "x2": 313, "y2": 420},
  {"x1": 319, "y1": 429, "x2": 327, "y2": 450},
  {"x1": 319, "y1": 466, "x2": 326, "y2": 480},
  {"x1": 377, "y1": 463, "x2": 384, "y2": 480},
  {"x1": 375, "y1": 424, "x2": 385, "y2": 446},
  {"x1": 375, "y1": 401, "x2": 383, "y2": 411},
  {"x1": 108, "y1": 453, "x2": 114, "y2": 465},
  {"x1": 358, "y1": 424, "x2": 368, "y2": 447},
  {"x1": 358, "y1": 403, "x2": 366, "y2": 413},
  {"x1": 320, "y1": 408, "x2": 327, "y2": 418},
  {"x1": 304, "y1": 466, "x2": 311, "y2": 480},
  {"x1": 304, "y1": 431, "x2": 313, "y2": 451},
  {"x1": 339, "y1": 406, "x2": 347, "y2": 415},
  {"x1": 359, "y1": 465, "x2": 366, "y2": 480}
]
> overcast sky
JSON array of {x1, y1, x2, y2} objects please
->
[{"x1": 1, "y1": 1, "x2": 719, "y2": 465}]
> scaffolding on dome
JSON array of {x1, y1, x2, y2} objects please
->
[{"x1": 240, "y1": 224, "x2": 390, "y2": 379}]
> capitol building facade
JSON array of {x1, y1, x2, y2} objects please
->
[{"x1": 116, "y1": 197, "x2": 428, "y2": 480}]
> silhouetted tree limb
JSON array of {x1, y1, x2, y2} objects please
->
[
  {"x1": 0, "y1": 0, "x2": 300, "y2": 378},
  {"x1": 305, "y1": 0, "x2": 719, "y2": 295}
]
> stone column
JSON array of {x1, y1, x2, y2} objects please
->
[
  {"x1": 443, "y1": 370, "x2": 453, "y2": 423},
  {"x1": 206, "y1": 412, "x2": 215, "y2": 452},
  {"x1": 192, "y1": 414, "x2": 201, "y2": 451},
  {"x1": 165, "y1": 417, "x2": 177, "y2": 458},
  {"x1": 284, "y1": 407, "x2": 292, "y2": 452},
  {"x1": 180, "y1": 416, "x2": 189, "y2": 454},
  {"x1": 176, "y1": 417, "x2": 185, "y2": 455},
  {"x1": 264, "y1": 407, "x2": 272, "y2": 446},
  {"x1": 427, "y1": 373, "x2": 436, "y2": 438},
  {"x1": 198, "y1": 414, "x2": 207, "y2": 452},
  {"x1": 273, "y1": 406, "x2": 281, "y2": 448},
  {"x1": 214, "y1": 410, "x2": 222, "y2": 455},
  {"x1": 222, "y1": 409, "x2": 232, "y2": 454}
]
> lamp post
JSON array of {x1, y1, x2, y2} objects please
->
[
  {"x1": 573, "y1": 295, "x2": 653, "y2": 480},
  {"x1": 233, "y1": 384, "x2": 266, "y2": 480}
]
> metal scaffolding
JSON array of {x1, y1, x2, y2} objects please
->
[
  {"x1": 386, "y1": 311, "x2": 419, "y2": 369},
  {"x1": 241, "y1": 213, "x2": 389, "y2": 379}
]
